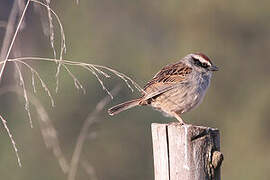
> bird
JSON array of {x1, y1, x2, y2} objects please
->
[{"x1": 108, "y1": 53, "x2": 218, "y2": 124}]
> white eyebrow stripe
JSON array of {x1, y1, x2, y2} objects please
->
[{"x1": 192, "y1": 55, "x2": 211, "y2": 66}]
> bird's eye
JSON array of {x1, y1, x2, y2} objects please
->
[
  {"x1": 193, "y1": 58, "x2": 201, "y2": 66},
  {"x1": 192, "y1": 57, "x2": 209, "y2": 69},
  {"x1": 201, "y1": 63, "x2": 209, "y2": 68}
]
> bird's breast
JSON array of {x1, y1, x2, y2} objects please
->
[
  {"x1": 183, "y1": 72, "x2": 211, "y2": 112},
  {"x1": 150, "y1": 73, "x2": 212, "y2": 115}
]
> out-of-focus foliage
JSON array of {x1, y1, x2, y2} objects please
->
[{"x1": 1, "y1": 0, "x2": 270, "y2": 180}]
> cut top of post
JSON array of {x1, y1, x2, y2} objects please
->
[{"x1": 151, "y1": 123, "x2": 223, "y2": 180}]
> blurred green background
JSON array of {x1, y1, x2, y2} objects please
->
[{"x1": 1, "y1": 0, "x2": 270, "y2": 179}]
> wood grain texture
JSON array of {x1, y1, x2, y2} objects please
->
[
  {"x1": 151, "y1": 123, "x2": 170, "y2": 180},
  {"x1": 151, "y1": 123, "x2": 223, "y2": 180}
]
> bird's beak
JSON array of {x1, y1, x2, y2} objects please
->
[{"x1": 209, "y1": 65, "x2": 219, "y2": 71}]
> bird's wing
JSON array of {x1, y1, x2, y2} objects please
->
[{"x1": 143, "y1": 62, "x2": 192, "y2": 100}]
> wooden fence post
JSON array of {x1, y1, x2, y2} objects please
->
[{"x1": 151, "y1": 123, "x2": 223, "y2": 180}]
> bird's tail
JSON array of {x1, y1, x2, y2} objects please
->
[{"x1": 108, "y1": 98, "x2": 141, "y2": 116}]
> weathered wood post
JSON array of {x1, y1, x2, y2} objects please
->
[{"x1": 151, "y1": 123, "x2": 223, "y2": 180}]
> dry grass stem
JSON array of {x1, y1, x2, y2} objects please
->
[
  {"x1": 80, "y1": 160, "x2": 98, "y2": 180},
  {"x1": 0, "y1": 114, "x2": 22, "y2": 167},
  {"x1": 32, "y1": 0, "x2": 67, "y2": 60},
  {"x1": 34, "y1": 92, "x2": 69, "y2": 173},
  {"x1": 0, "y1": 1, "x2": 29, "y2": 167},
  {"x1": 94, "y1": 64, "x2": 144, "y2": 93},
  {"x1": 63, "y1": 65, "x2": 86, "y2": 94},
  {"x1": 84, "y1": 65, "x2": 113, "y2": 99},
  {"x1": 0, "y1": 1, "x2": 142, "y2": 176},
  {"x1": 15, "y1": 62, "x2": 33, "y2": 128},
  {"x1": 0, "y1": 86, "x2": 69, "y2": 173},
  {"x1": 0, "y1": 1, "x2": 19, "y2": 59},
  {"x1": 0, "y1": 85, "x2": 120, "y2": 177},
  {"x1": 2, "y1": 57, "x2": 144, "y2": 99},
  {"x1": 16, "y1": 60, "x2": 55, "y2": 107},
  {"x1": 31, "y1": 0, "x2": 67, "y2": 93},
  {"x1": 45, "y1": 0, "x2": 56, "y2": 59},
  {"x1": 31, "y1": 70, "x2": 37, "y2": 93},
  {"x1": 68, "y1": 86, "x2": 120, "y2": 180},
  {"x1": 0, "y1": 0, "x2": 30, "y2": 81},
  {"x1": 4, "y1": 57, "x2": 145, "y2": 96},
  {"x1": 17, "y1": 0, "x2": 26, "y2": 29}
]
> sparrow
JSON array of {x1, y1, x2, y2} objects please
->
[{"x1": 108, "y1": 53, "x2": 218, "y2": 124}]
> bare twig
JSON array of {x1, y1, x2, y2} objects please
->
[{"x1": 68, "y1": 86, "x2": 121, "y2": 180}]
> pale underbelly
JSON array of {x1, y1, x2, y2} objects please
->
[{"x1": 150, "y1": 87, "x2": 205, "y2": 116}]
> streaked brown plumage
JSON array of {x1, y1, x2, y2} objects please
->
[{"x1": 108, "y1": 53, "x2": 218, "y2": 124}]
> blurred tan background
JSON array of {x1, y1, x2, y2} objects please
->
[{"x1": 1, "y1": 0, "x2": 270, "y2": 180}]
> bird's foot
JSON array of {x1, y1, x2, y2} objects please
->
[{"x1": 171, "y1": 112, "x2": 185, "y2": 125}]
